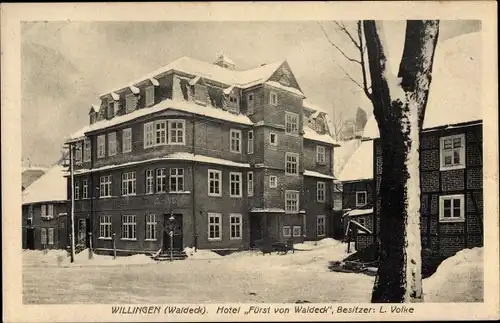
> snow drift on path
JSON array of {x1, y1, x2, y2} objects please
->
[
  {"x1": 64, "y1": 249, "x2": 156, "y2": 267},
  {"x1": 184, "y1": 247, "x2": 221, "y2": 260},
  {"x1": 423, "y1": 247, "x2": 483, "y2": 302}
]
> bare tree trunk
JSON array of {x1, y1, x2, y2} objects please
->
[{"x1": 363, "y1": 20, "x2": 439, "y2": 303}]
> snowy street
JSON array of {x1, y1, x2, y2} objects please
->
[{"x1": 22, "y1": 239, "x2": 483, "y2": 304}]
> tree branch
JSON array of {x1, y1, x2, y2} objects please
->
[
  {"x1": 334, "y1": 21, "x2": 361, "y2": 49},
  {"x1": 357, "y1": 21, "x2": 373, "y2": 101},
  {"x1": 318, "y1": 22, "x2": 362, "y2": 64}
]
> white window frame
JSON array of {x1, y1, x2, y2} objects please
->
[
  {"x1": 285, "y1": 112, "x2": 299, "y2": 135},
  {"x1": 144, "y1": 122, "x2": 154, "y2": 148},
  {"x1": 154, "y1": 120, "x2": 167, "y2": 146},
  {"x1": 208, "y1": 169, "x2": 222, "y2": 197},
  {"x1": 113, "y1": 101, "x2": 120, "y2": 116},
  {"x1": 229, "y1": 172, "x2": 242, "y2": 198},
  {"x1": 247, "y1": 130, "x2": 254, "y2": 154},
  {"x1": 167, "y1": 119, "x2": 185, "y2": 145},
  {"x1": 145, "y1": 214, "x2": 157, "y2": 241},
  {"x1": 74, "y1": 181, "x2": 80, "y2": 200},
  {"x1": 121, "y1": 172, "x2": 136, "y2": 196},
  {"x1": 208, "y1": 213, "x2": 222, "y2": 241},
  {"x1": 269, "y1": 132, "x2": 278, "y2": 146},
  {"x1": 83, "y1": 138, "x2": 91, "y2": 162},
  {"x1": 293, "y1": 226, "x2": 302, "y2": 237},
  {"x1": 99, "y1": 215, "x2": 112, "y2": 239},
  {"x1": 228, "y1": 94, "x2": 240, "y2": 113},
  {"x1": 99, "y1": 175, "x2": 112, "y2": 198},
  {"x1": 156, "y1": 168, "x2": 166, "y2": 193},
  {"x1": 47, "y1": 204, "x2": 54, "y2": 217},
  {"x1": 283, "y1": 225, "x2": 291, "y2": 237},
  {"x1": 27, "y1": 205, "x2": 34, "y2": 226},
  {"x1": 317, "y1": 181, "x2": 326, "y2": 203},
  {"x1": 317, "y1": 215, "x2": 326, "y2": 237},
  {"x1": 125, "y1": 94, "x2": 135, "y2": 113},
  {"x1": 285, "y1": 152, "x2": 299, "y2": 176},
  {"x1": 169, "y1": 168, "x2": 185, "y2": 192},
  {"x1": 41, "y1": 227, "x2": 47, "y2": 245},
  {"x1": 230, "y1": 129, "x2": 242, "y2": 153},
  {"x1": 145, "y1": 85, "x2": 155, "y2": 107},
  {"x1": 108, "y1": 132, "x2": 117, "y2": 156},
  {"x1": 97, "y1": 135, "x2": 106, "y2": 158},
  {"x1": 122, "y1": 128, "x2": 132, "y2": 153},
  {"x1": 356, "y1": 191, "x2": 367, "y2": 207},
  {"x1": 440, "y1": 134, "x2": 466, "y2": 171},
  {"x1": 82, "y1": 179, "x2": 88, "y2": 199},
  {"x1": 269, "y1": 175, "x2": 278, "y2": 188},
  {"x1": 145, "y1": 169, "x2": 154, "y2": 194},
  {"x1": 439, "y1": 194, "x2": 465, "y2": 223},
  {"x1": 47, "y1": 228, "x2": 54, "y2": 245},
  {"x1": 121, "y1": 215, "x2": 137, "y2": 240},
  {"x1": 230, "y1": 213, "x2": 242, "y2": 240},
  {"x1": 74, "y1": 142, "x2": 82, "y2": 164},
  {"x1": 285, "y1": 190, "x2": 299, "y2": 214},
  {"x1": 247, "y1": 172, "x2": 254, "y2": 197},
  {"x1": 269, "y1": 91, "x2": 278, "y2": 106},
  {"x1": 107, "y1": 100, "x2": 114, "y2": 118},
  {"x1": 316, "y1": 145, "x2": 326, "y2": 165}
]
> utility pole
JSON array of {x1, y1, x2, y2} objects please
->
[{"x1": 69, "y1": 143, "x2": 76, "y2": 263}]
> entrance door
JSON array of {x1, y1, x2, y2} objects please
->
[
  {"x1": 163, "y1": 214, "x2": 183, "y2": 250},
  {"x1": 26, "y1": 228, "x2": 35, "y2": 250},
  {"x1": 78, "y1": 219, "x2": 87, "y2": 246},
  {"x1": 249, "y1": 214, "x2": 262, "y2": 247}
]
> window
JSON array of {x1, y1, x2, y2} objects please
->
[
  {"x1": 208, "y1": 213, "x2": 222, "y2": 240},
  {"x1": 145, "y1": 169, "x2": 154, "y2": 194},
  {"x1": 439, "y1": 194, "x2": 465, "y2": 222},
  {"x1": 170, "y1": 168, "x2": 184, "y2": 192},
  {"x1": 269, "y1": 175, "x2": 278, "y2": 188},
  {"x1": 285, "y1": 190, "x2": 299, "y2": 213},
  {"x1": 108, "y1": 132, "x2": 117, "y2": 156},
  {"x1": 99, "y1": 175, "x2": 112, "y2": 197},
  {"x1": 47, "y1": 204, "x2": 53, "y2": 217},
  {"x1": 97, "y1": 135, "x2": 106, "y2": 158},
  {"x1": 247, "y1": 93, "x2": 255, "y2": 114},
  {"x1": 356, "y1": 191, "x2": 367, "y2": 207},
  {"x1": 230, "y1": 129, "x2": 242, "y2": 153},
  {"x1": 440, "y1": 134, "x2": 466, "y2": 170},
  {"x1": 74, "y1": 181, "x2": 80, "y2": 200},
  {"x1": 285, "y1": 112, "x2": 299, "y2": 135},
  {"x1": 78, "y1": 219, "x2": 86, "y2": 244},
  {"x1": 228, "y1": 95, "x2": 239, "y2": 113},
  {"x1": 121, "y1": 215, "x2": 136, "y2": 240},
  {"x1": 144, "y1": 122, "x2": 154, "y2": 148},
  {"x1": 75, "y1": 142, "x2": 82, "y2": 163},
  {"x1": 155, "y1": 121, "x2": 167, "y2": 145},
  {"x1": 41, "y1": 228, "x2": 47, "y2": 245},
  {"x1": 230, "y1": 172, "x2": 242, "y2": 197},
  {"x1": 317, "y1": 215, "x2": 326, "y2": 237},
  {"x1": 317, "y1": 182, "x2": 326, "y2": 202},
  {"x1": 194, "y1": 84, "x2": 207, "y2": 104},
  {"x1": 269, "y1": 132, "x2": 278, "y2": 146},
  {"x1": 270, "y1": 91, "x2": 278, "y2": 105},
  {"x1": 47, "y1": 228, "x2": 54, "y2": 245},
  {"x1": 83, "y1": 138, "x2": 91, "y2": 162},
  {"x1": 82, "y1": 180, "x2": 88, "y2": 199},
  {"x1": 247, "y1": 130, "x2": 254, "y2": 154},
  {"x1": 145, "y1": 86, "x2": 155, "y2": 107},
  {"x1": 283, "y1": 225, "x2": 291, "y2": 237},
  {"x1": 285, "y1": 152, "x2": 299, "y2": 175},
  {"x1": 113, "y1": 101, "x2": 120, "y2": 116},
  {"x1": 168, "y1": 120, "x2": 185, "y2": 145},
  {"x1": 293, "y1": 226, "x2": 302, "y2": 237},
  {"x1": 208, "y1": 170, "x2": 222, "y2": 197},
  {"x1": 247, "y1": 172, "x2": 254, "y2": 197},
  {"x1": 125, "y1": 94, "x2": 135, "y2": 113},
  {"x1": 27, "y1": 205, "x2": 33, "y2": 226},
  {"x1": 145, "y1": 214, "x2": 157, "y2": 240},
  {"x1": 99, "y1": 215, "x2": 112, "y2": 239},
  {"x1": 316, "y1": 145, "x2": 326, "y2": 164},
  {"x1": 122, "y1": 128, "x2": 132, "y2": 153},
  {"x1": 230, "y1": 214, "x2": 242, "y2": 240},
  {"x1": 156, "y1": 168, "x2": 166, "y2": 193},
  {"x1": 41, "y1": 204, "x2": 54, "y2": 219},
  {"x1": 121, "y1": 172, "x2": 136, "y2": 196}
]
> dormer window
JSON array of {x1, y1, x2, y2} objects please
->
[
  {"x1": 125, "y1": 94, "x2": 135, "y2": 113},
  {"x1": 145, "y1": 86, "x2": 155, "y2": 107},
  {"x1": 228, "y1": 94, "x2": 239, "y2": 113},
  {"x1": 194, "y1": 84, "x2": 207, "y2": 104},
  {"x1": 107, "y1": 101, "x2": 114, "y2": 118},
  {"x1": 247, "y1": 93, "x2": 255, "y2": 115},
  {"x1": 113, "y1": 101, "x2": 120, "y2": 116}
]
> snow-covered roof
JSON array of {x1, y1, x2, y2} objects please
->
[
  {"x1": 337, "y1": 139, "x2": 373, "y2": 182},
  {"x1": 100, "y1": 56, "x2": 285, "y2": 98},
  {"x1": 333, "y1": 139, "x2": 362, "y2": 178},
  {"x1": 250, "y1": 208, "x2": 285, "y2": 213},
  {"x1": 303, "y1": 127, "x2": 339, "y2": 146},
  {"x1": 22, "y1": 168, "x2": 47, "y2": 190},
  {"x1": 69, "y1": 152, "x2": 250, "y2": 175},
  {"x1": 66, "y1": 99, "x2": 254, "y2": 142},
  {"x1": 265, "y1": 81, "x2": 304, "y2": 97},
  {"x1": 363, "y1": 32, "x2": 482, "y2": 139},
  {"x1": 303, "y1": 100, "x2": 327, "y2": 114},
  {"x1": 89, "y1": 104, "x2": 101, "y2": 113},
  {"x1": 304, "y1": 170, "x2": 335, "y2": 180},
  {"x1": 22, "y1": 165, "x2": 67, "y2": 204},
  {"x1": 66, "y1": 125, "x2": 89, "y2": 143},
  {"x1": 349, "y1": 220, "x2": 372, "y2": 234},
  {"x1": 345, "y1": 208, "x2": 373, "y2": 217}
]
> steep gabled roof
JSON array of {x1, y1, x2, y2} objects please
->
[
  {"x1": 22, "y1": 169, "x2": 46, "y2": 190},
  {"x1": 22, "y1": 165, "x2": 67, "y2": 204},
  {"x1": 337, "y1": 139, "x2": 373, "y2": 182}
]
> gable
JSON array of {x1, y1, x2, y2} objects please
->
[{"x1": 267, "y1": 62, "x2": 302, "y2": 93}]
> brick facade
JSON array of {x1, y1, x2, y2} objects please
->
[{"x1": 22, "y1": 202, "x2": 68, "y2": 250}]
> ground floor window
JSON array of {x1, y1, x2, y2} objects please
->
[
  {"x1": 293, "y1": 226, "x2": 302, "y2": 237},
  {"x1": 145, "y1": 214, "x2": 157, "y2": 241},
  {"x1": 208, "y1": 213, "x2": 222, "y2": 241},
  {"x1": 439, "y1": 194, "x2": 465, "y2": 222},
  {"x1": 316, "y1": 215, "x2": 326, "y2": 236},
  {"x1": 99, "y1": 215, "x2": 112, "y2": 238},
  {"x1": 121, "y1": 215, "x2": 137, "y2": 240},
  {"x1": 283, "y1": 225, "x2": 292, "y2": 237},
  {"x1": 230, "y1": 214, "x2": 242, "y2": 239},
  {"x1": 78, "y1": 219, "x2": 86, "y2": 244}
]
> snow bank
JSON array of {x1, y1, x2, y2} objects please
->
[
  {"x1": 294, "y1": 238, "x2": 341, "y2": 250},
  {"x1": 423, "y1": 247, "x2": 483, "y2": 302},
  {"x1": 64, "y1": 249, "x2": 156, "y2": 267},
  {"x1": 184, "y1": 247, "x2": 221, "y2": 260}
]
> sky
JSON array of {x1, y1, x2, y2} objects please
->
[{"x1": 21, "y1": 20, "x2": 481, "y2": 167}]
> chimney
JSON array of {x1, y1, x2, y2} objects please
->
[{"x1": 214, "y1": 53, "x2": 235, "y2": 70}]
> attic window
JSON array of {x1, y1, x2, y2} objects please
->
[
  {"x1": 107, "y1": 101, "x2": 114, "y2": 118},
  {"x1": 279, "y1": 75, "x2": 291, "y2": 86},
  {"x1": 145, "y1": 86, "x2": 155, "y2": 107},
  {"x1": 194, "y1": 84, "x2": 207, "y2": 104},
  {"x1": 125, "y1": 94, "x2": 135, "y2": 113}
]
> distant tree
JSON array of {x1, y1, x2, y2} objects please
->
[{"x1": 355, "y1": 107, "x2": 368, "y2": 132}]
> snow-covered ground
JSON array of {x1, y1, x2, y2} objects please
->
[{"x1": 22, "y1": 241, "x2": 483, "y2": 304}]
